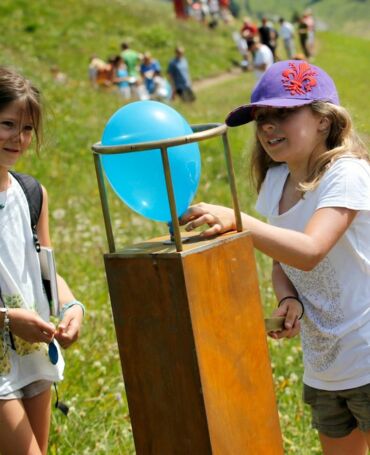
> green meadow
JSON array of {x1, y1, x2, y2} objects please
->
[{"x1": 1, "y1": 1, "x2": 369, "y2": 453}]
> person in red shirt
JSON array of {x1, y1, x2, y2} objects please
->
[{"x1": 240, "y1": 16, "x2": 258, "y2": 40}]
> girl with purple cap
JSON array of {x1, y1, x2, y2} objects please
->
[{"x1": 181, "y1": 60, "x2": 370, "y2": 454}]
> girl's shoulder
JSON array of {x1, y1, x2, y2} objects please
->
[
  {"x1": 317, "y1": 157, "x2": 370, "y2": 210},
  {"x1": 324, "y1": 156, "x2": 370, "y2": 181}
]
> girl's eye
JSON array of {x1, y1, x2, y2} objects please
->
[
  {"x1": 255, "y1": 114, "x2": 266, "y2": 124},
  {"x1": 24, "y1": 125, "x2": 34, "y2": 132},
  {"x1": 280, "y1": 108, "x2": 298, "y2": 118},
  {"x1": 1, "y1": 121, "x2": 14, "y2": 128}
]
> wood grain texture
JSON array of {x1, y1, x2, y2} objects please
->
[{"x1": 183, "y1": 233, "x2": 283, "y2": 454}]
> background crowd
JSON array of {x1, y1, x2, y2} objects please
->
[
  {"x1": 233, "y1": 9, "x2": 316, "y2": 81},
  {"x1": 88, "y1": 42, "x2": 196, "y2": 104},
  {"x1": 86, "y1": 6, "x2": 316, "y2": 103}
]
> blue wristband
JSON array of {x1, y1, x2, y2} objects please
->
[{"x1": 59, "y1": 300, "x2": 85, "y2": 320}]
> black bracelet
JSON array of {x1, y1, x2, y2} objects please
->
[{"x1": 278, "y1": 295, "x2": 304, "y2": 320}]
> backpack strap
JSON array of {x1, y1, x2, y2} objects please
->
[{"x1": 10, "y1": 171, "x2": 43, "y2": 252}]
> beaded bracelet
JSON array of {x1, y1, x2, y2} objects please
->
[
  {"x1": 278, "y1": 295, "x2": 304, "y2": 320},
  {"x1": 59, "y1": 300, "x2": 85, "y2": 320}
]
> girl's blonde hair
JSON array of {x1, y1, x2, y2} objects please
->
[
  {"x1": 251, "y1": 101, "x2": 369, "y2": 193},
  {"x1": 0, "y1": 66, "x2": 43, "y2": 152}
]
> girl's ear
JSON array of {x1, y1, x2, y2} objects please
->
[{"x1": 318, "y1": 116, "x2": 331, "y2": 132}]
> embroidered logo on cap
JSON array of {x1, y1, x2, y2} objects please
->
[{"x1": 282, "y1": 62, "x2": 318, "y2": 96}]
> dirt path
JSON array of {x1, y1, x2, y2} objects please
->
[{"x1": 193, "y1": 67, "x2": 244, "y2": 91}]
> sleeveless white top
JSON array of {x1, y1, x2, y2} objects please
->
[{"x1": 0, "y1": 174, "x2": 64, "y2": 395}]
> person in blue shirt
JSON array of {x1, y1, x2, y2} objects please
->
[
  {"x1": 140, "y1": 52, "x2": 161, "y2": 96},
  {"x1": 167, "y1": 46, "x2": 195, "y2": 102}
]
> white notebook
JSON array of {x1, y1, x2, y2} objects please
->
[{"x1": 39, "y1": 246, "x2": 59, "y2": 317}]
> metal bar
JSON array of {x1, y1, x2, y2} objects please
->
[
  {"x1": 93, "y1": 153, "x2": 116, "y2": 253},
  {"x1": 221, "y1": 132, "x2": 243, "y2": 232},
  {"x1": 160, "y1": 146, "x2": 183, "y2": 252},
  {"x1": 91, "y1": 123, "x2": 227, "y2": 156}
]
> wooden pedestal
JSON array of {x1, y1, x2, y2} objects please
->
[{"x1": 104, "y1": 231, "x2": 283, "y2": 454}]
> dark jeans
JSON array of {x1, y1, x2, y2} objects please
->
[{"x1": 176, "y1": 86, "x2": 196, "y2": 102}]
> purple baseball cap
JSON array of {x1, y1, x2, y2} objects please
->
[{"x1": 226, "y1": 60, "x2": 339, "y2": 127}]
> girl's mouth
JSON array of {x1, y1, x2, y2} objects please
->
[
  {"x1": 3, "y1": 147, "x2": 20, "y2": 153},
  {"x1": 267, "y1": 137, "x2": 285, "y2": 145}
]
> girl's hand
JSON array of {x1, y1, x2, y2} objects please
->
[
  {"x1": 55, "y1": 305, "x2": 83, "y2": 349},
  {"x1": 268, "y1": 298, "x2": 302, "y2": 340},
  {"x1": 180, "y1": 203, "x2": 236, "y2": 237},
  {"x1": 7, "y1": 308, "x2": 56, "y2": 343}
]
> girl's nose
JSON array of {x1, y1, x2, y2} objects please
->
[
  {"x1": 260, "y1": 120, "x2": 276, "y2": 132},
  {"x1": 10, "y1": 129, "x2": 23, "y2": 143}
]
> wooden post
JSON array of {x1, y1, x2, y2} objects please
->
[{"x1": 104, "y1": 231, "x2": 283, "y2": 454}]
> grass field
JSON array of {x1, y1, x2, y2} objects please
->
[{"x1": 1, "y1": 1, "x2": 370, "y2": 453}]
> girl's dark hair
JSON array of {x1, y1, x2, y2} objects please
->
[
  {"x1": 0, "y1": 66, "x2": 42, "y2": 151},
  {"x1": 250, "y1": 101, "x2": 369, "y2": 193}
]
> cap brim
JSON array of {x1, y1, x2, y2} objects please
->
[{"x1": 225, "y1": 98, "x2": 314, "y2": 127}]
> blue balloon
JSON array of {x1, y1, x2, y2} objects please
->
[{"x1": 101, "y1": 101, "x2": 201, "y2": 222}]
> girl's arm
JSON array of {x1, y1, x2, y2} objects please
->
[
  {"x1": 37, "y1": 186, "x2": 83, "y2": 348},
  {"x1": 269, "y1": 261, "x2": 302, "y2": 339},
  {"x1": 181, "y1": 203, "x2": 357, "y2": 271}
]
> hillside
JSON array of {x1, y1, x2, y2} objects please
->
[{"x1": 0, "y1": 0, "x2": 240, "y2": 82}]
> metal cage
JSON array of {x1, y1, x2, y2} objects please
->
[{"x1": 92, "y1": 123, "x2": 243, "y2": 253}]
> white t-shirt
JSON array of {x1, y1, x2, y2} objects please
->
[
  {"x1": 0, "y1": 174, "x2": 64, "y2": 395},
  {"x1": 256, "y1": 158, "x2": 370, "y2": 390},
  {"x1": 253, "y1": 45, "x2": 274, "y2": 80},
  {"x1": 280, "y1": 21, "x2": 294, "y2": 40}
]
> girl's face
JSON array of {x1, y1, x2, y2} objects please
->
[
  {"x1": 254, "y1": 106, "x2": 325, "y2": 168},
  {"x1": 0, "y1": 99, "x2": 33, "y2": 170}
]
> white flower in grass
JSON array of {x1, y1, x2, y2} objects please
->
[
  {"x1": 52, "y1": 208, "x2": 66, "y2": 220},
  {"x1": 286, "y1": 355, "x2": 294, "y2": 365},
  {"x1": 290, "y1": 372, "x2": 299, "y2": 383}
]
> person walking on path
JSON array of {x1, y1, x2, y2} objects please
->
[
  {"x1": 181, "y1": 60, "x2": 370, "y2": 455},
  {"x1": 0, "y1": 66, "x2": 84, "y2": 455},
  {"x1": 167, "y1": 46, "x2": 195, "y2": 102},
  {"x1": 279, "y1": 17, "x2": 295, "y2": 59},
  {"x1": 298, "y1": 13, "x2": 313, "y2": 59},
  {"x1": 258, "y1": 17, "x2": 278, "y2": 61}
]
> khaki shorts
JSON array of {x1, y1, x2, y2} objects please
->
[
  {"x1": 303, "y1": 383, "x2": 370, "y2": 438},
  {"x1": 0, "y1": 380, "x2": 52, "y2": 400}
]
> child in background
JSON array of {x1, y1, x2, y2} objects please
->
[
  {"x1": 0, "y1": 67, "x2": 84, "y2": 455},
  {"x1": 152, "y1": 70, "x2": 172, "y2": 103},
  {"x1": 112, "y1": 55, "x2": 131, "y2": 100},
  {"x1": 181, "y1": 60, "x2": 370, "y2": 454}
]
